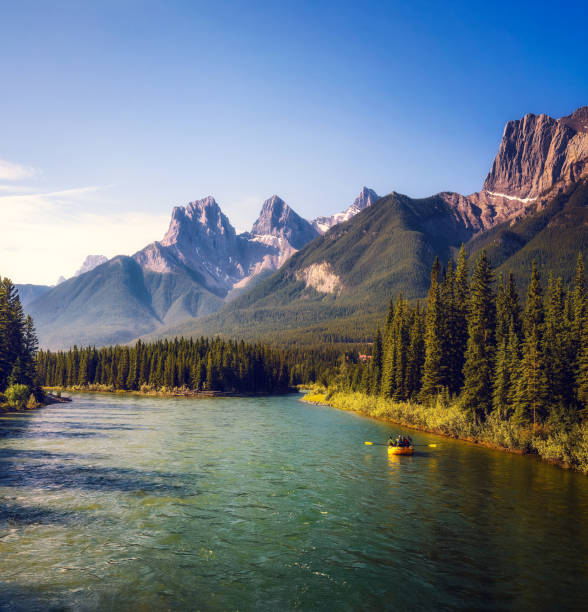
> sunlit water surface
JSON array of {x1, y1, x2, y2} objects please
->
[{"x1": 0, "y1": 393, "x2": 586, "y2": 610}]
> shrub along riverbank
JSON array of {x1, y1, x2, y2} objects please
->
[
  {"x1": 42, "y1": 383, "x2": 297, "y2": 398},
  {"x1": 302, "y1": 390, "x2": 588, "y2": 473}
]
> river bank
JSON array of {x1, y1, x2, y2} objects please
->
[
  {"x1": 302, "y1": 390, "x2": 588, "y2": 474},
  {"x1": 0, "y1": 392, "x2": 71, "y2": 413},
  {"x1": 43, "y1": 385, "x2": 298, "y2": 399}
]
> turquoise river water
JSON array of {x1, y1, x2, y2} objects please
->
[{"x1": 0, "y1": 392, "x2": 587, "y2": 611}]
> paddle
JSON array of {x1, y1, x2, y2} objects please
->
[{"x1": 364, "y1": 441, "x2": 437, "y2": 448}]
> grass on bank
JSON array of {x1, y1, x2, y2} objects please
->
[{"x1": 303, "y1": 390, "x2": 588, "y2": 474}]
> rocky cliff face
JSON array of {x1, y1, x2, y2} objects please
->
[
  {"x1": 437, "y1": 106, "x2": 588, "y2": 233},
  {"x1": 134, "y1": 196, "x2": 246, "y2": 294},
  {"x1": 483, "y1": 106, "x2": 588, "y2": 199},
  {"x1": 313, "y1": 187, "x2": 379, "y2": 233}
]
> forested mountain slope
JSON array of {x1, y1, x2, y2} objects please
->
[{"x1": 146, "y1": 108, "x2": 588, "y2": 345}]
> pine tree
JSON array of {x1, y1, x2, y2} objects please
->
[
  {"x1": 420, "y1": 258, "x2": 444, "y2": 401},
  {"x1": 404, "y1": 304, "x2": 425, "y2": 398},
  {"x1": 515, "y1": 262, "x2": 548, "y2": 426},
  {"x1": 577, "y1": 307, "x2": 588, "y2": 415},
  {"x1": 544, "y1": 277, "x2": 574, "y2": 410},
  {"x1": 515, "y1": 326, "x2": 548, "y2": 426},
  {"x1": 451, "y1": 245, "x2": 469, "y2": 394},
  {"x1": 523, "y1": 261, "x2": 544, "y2": 337},
  {"x1": 461, "y1": 251, "x2": 496, "y2": 423}
]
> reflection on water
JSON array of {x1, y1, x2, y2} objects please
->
[{"x1": 0, "y1": 393, "x2": 586, "y2": 611}]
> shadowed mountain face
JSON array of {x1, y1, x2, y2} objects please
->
[
  {"x1": 15, "y1": 284, "x2": 51, "y2": 307},
  {"x1": 27, "y1": 256, "x2": 224, "y2": 349}
]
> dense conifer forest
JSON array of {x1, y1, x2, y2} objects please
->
[
  {"x1": 304, "y1": 249, "x2": 588, "y2": 470},
  {"x1": 0, "y1": 276, "x2": 41, "y2": 408},
  {"x1": 336, "y1": 248, "x2": 587, "y2": 425},
  {"x1": 37, "y1": 338, "x2": 343, "y2": 395}
]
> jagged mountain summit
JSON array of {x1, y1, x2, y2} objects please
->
[
  {"x1": 312, "y1": 187, "x2": 379, "y2": 233},
  {"x1": 438, "y1": 106, "x2": 588, "y2": 234},
  {"x1": 134, "y1": 196, "x2": 246, "y2": 293},
  {"x1": 133, "y1": 194, "x2": 319, "y2": 296},
  {"x1": 74, "y1": 255, "x2": 108, "y2": 277},
  {"x1": 250, "y1": 195, "x2": 318, "y2": 249}
]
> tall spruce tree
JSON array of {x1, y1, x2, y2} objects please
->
[
  {"x1": 420, "y1": 258, "x2": 444, "y2": 401},
  {"x1": 461, "y1": 251, "x2": 496, "y2": 423},
  {"x1": 451, "y1": 245, "x2": 469, "y2": 394},
  {"x1": 515, "y1": 262, "x2": 548, "y2": 425}
]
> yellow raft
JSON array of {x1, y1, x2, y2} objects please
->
[{"x1": 388, "y1": 445, "x2": 414, "y2": 456}]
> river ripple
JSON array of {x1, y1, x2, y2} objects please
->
[{"x1": 0, "y1": 393, "x2": 586, "y2": 610}]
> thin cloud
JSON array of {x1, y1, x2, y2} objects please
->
[
  {"x1": 0, "y1": 185, "x2": 169, "y2": 285},
  {"x1": 0, "y1": 159, "x2": 37, "y2": 181}
]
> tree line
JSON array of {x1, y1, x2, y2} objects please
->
[
  {"x1": 36, "y1": 337, "x2": 343, "y2": 394},
  {"x1": 339, "y1": 248, "x2": 587, "y2": 427}
]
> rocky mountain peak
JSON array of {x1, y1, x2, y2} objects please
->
[
  {"x1": 251, "y1": 195, "x2": 318, "y2": 249},
  {"x1": 312, "y1": 187, "x2": 379, "y2": 234},
  {"x1": 483, "y1": 106, "x2": 588, "y2": 200},
  {"x1": 352, "y1": 187, "x2": 379, "y2": 212},
  {"x1": 74, "y1": 255, "x2": 108, "y2": 277},
  {"x1": 161, "y1": 196, "x2": 236, "y2": 247}
]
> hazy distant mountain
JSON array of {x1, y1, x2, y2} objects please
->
[
  {"x1": 27, "y1": 255, "x2": 224, "y2": 349},
  {"x1": 74, "y1": 255, "x2": 108, "y2": 277},
  {"x1": 312, "y1": 187, "x2": 379, "y2": 233},
  {"x1": 15, "y1": 284, "x2": 52, "y2": 307}
]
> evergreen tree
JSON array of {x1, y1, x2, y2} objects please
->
[
  {"x1": 451, "y1": 245, "x2": 469, "y2": 394},
  {"x1": 420, "y1": 258, "x2": 444, "y2": 401},
  {"x1": 461, "y1": 251, "x2": 496, "y2": 423},
  {"x1": 577, "y1": 307, "x2": 588, "y2": 415},
  {"x1": 515, "y1": 262, "x2": 548, "y2": 425}
]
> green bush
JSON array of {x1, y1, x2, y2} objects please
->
[{"x1": 5, "y1": 384, "x2": 31, "y2": 410}]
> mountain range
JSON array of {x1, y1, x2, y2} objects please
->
[
  {"x1": 22, "y1": 106, "x2": 588, "y2": 349},
  {"x1": 22, "y1": 188, "x2": 378, "y2": 348}
]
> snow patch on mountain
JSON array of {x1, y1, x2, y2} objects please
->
[{"x1": 312, "y1": 187, "x2": 379, "y2": 234}]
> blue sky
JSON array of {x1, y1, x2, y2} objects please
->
[{"x1": 1, "y1": 0, "x2": 587, "y2": 283}]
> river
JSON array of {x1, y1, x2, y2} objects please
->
[{"x1": 0, "y1": 393, "x2": 586, "y2": 610}]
